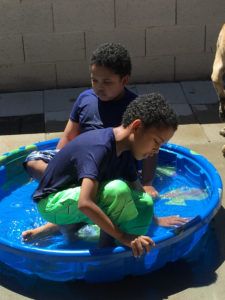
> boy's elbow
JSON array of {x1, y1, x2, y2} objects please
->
[{"x1": 78, "y1": 200, "x2": 89, "y2": 212}]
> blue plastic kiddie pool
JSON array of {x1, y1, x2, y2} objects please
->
[{"x1": 0, "y1": 139, "x2": 222, "y2": 282}]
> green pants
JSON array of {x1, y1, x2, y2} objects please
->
[{"x1": 37, "y1": 180, "x2": 153, "y2": 235}]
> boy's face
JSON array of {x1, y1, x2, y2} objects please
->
[
  {"x1": 90, "y1": 64, "x2": 128, "y2": 101},
  {"x1": 130, "y1": 122, "x2": 175, "y2": 160}
]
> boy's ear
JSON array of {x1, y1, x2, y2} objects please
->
[
  {"x1": 121, "y1": 75, "x2": 129, "y2": 85},
  {"x1": 131, "y1": 119, "x2": 142, "y2": 132}
]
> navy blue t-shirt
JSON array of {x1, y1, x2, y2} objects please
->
[
  {"x1": 33, "y1": 128, "x2": 138, "y2": 201},
  {"x1": 70, "y1": 88, "x2": 137, "y2": 132}
]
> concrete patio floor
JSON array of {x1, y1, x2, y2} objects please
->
[{"x1": 0, "y1": 81, "x2": 225, "y2": 299}]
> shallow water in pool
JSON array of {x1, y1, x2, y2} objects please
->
[{"x1": 0, "y1": 167, "x2": 210, "y2": 250}]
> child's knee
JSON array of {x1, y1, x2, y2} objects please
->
[
  {"x1": 133, "y1": 191, "x2": 154, "y2": 218},
  {"x1": 140, "y1": 193, "x2": 154, "y2": 219},
  {"x1": 103, "y1": 180, "x2": 131, "y2": 198},
  {"x1": 99, "y1": 180, "x2": 138, "y2": 225}
]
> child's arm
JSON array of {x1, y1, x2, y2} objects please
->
[
  {"x1": 141, "y1": 155, "x2": 157, "y2": 184},
  {"x1": 56, "y1": 120, "x2": 80, "y2": 149},
  {"x1": 129, "y1": 179, "x2": 145, "y2": 192},
  {"x1": 142, "y1": 156, "x2": 159, "y2": 198},
  {"x1": 79, "y1": 178, "x2": 154, "y2": 257}
]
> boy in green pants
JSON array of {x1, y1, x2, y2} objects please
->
[{"x1": 32, "y1": 93, "x2": 186, "y2": 257}]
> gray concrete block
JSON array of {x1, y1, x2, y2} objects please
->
[
  {"x1": 44, "y1": 87, "x2": 87, "y2": 112},
  {"x1": 0, "y1": 63, "x2": 56, "y2": 92},
  {"x1": 20, "y1": 0, "x2": 53, "y2": 33},
  {"x1": 0, "y1": 0, "x2": 53, "y2": 34},
  {"x1": 45, "y1": 110, "x2": 70, "y2": 132},
  {"x1": 206, "y1": 23, "x2": 224, "y2": 53},
  {"x1": 116, "y1": 0, "x2": 175, "y2": 28},
  {"x1": 56, "y1": 61, "x2": 90, "y2": 88},
  {"x1": 191, "y1": 104, "x2": 220, "y2": 124},
  {"x1": 131, "y1": 56, "x2": 174, "y2": 83},
  {"x1": 0, "y1": 91, "x2": 43, "y2": 117},
  {"x1": 181, "y1": 81, "x2": 218, "y2": 104},
  {"x1": 136, "y1": 82, "x2": 187, "y2": 104},
  {"x1": 86, "y1": 30, "x2": 145, "y2": 58},
  {"x1": 0, "y1": 35, "x2": 24, "y2": 64},
  {"x1": 24, "y1": 32, "x2": 85, "y2": 63},
  {"x1": 175, "y1": 53, "x2": 214, "y2": 81},
  {"x1": 146, "y1": 25, "x2": 204, "y2": 55},
  {"x1": 53, "y1": 0, "x2": 114, "y2": 32},
  {"x1": 0, "y1": 1, "x2": 21, "y2": 34},
  {"x1": 170, "y1": 103, "x2": 197, "y2": 124},
  {"x1": 153, "y1": 83, "x2": 187, "y2": 104},
  {"x1": 177, "y1": 0, "x2": 225, "y2": 25},
  {"x1": 135, "y1": 84, "x2": 155, "y2": 95}
]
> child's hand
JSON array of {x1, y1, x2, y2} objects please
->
[
  {"x1": 155, "y1": 215, "x2": 188, "y2": 227},
  {"x1": 119, "y1": 233, "x2": 155, "y2": 257},
  {"x1": 130, "y1": 236, "x2": 155, "y2": 257},
  {"x1": 143, "y1": 185, "x2": 159, "y2": 199}
]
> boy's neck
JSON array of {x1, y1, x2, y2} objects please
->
[
  {"x1": 113, "y1": 126, "x2": 131, "y2": 156},
  {"x1": 112, "y1": 89, "x2": 126, "y2": 102}
]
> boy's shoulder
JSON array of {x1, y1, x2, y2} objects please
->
[
  {"x1": 74, "y1": 88, "x2": 97, "y2": 106},
  {"x1": 74, "y1": 128, "x2": 114, "y2": 156},
  {"x1": 75, "y1": 127, "x2": 113, "y2": 145},
  {"x1": 78, "y1": 88, "x2": 96, "y2": 98},
  {"x1": 66, "y1": 128, "x2": 115, "y2": 163}
]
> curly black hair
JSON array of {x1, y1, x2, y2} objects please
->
[
  {"x1": 122, "y1": 93, "x2": 178, "y2": 130},
  {"x1": 90, "y1": 42, "x2": 132, "y2": 77}
]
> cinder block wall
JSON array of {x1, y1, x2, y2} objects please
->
[{"x1": 0, "y1": 0, "x2": 224, "y2": 92}]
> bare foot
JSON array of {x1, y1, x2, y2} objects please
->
[
  {"x1": 143, "y1": 185, "x2": 159, "y2": 199},
  {"x1": 22, "y1": 223, "x2": 59, "y2": 242},
  {"x1": 58, "y1": 222, "x2": 87, "y2": 243}
]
